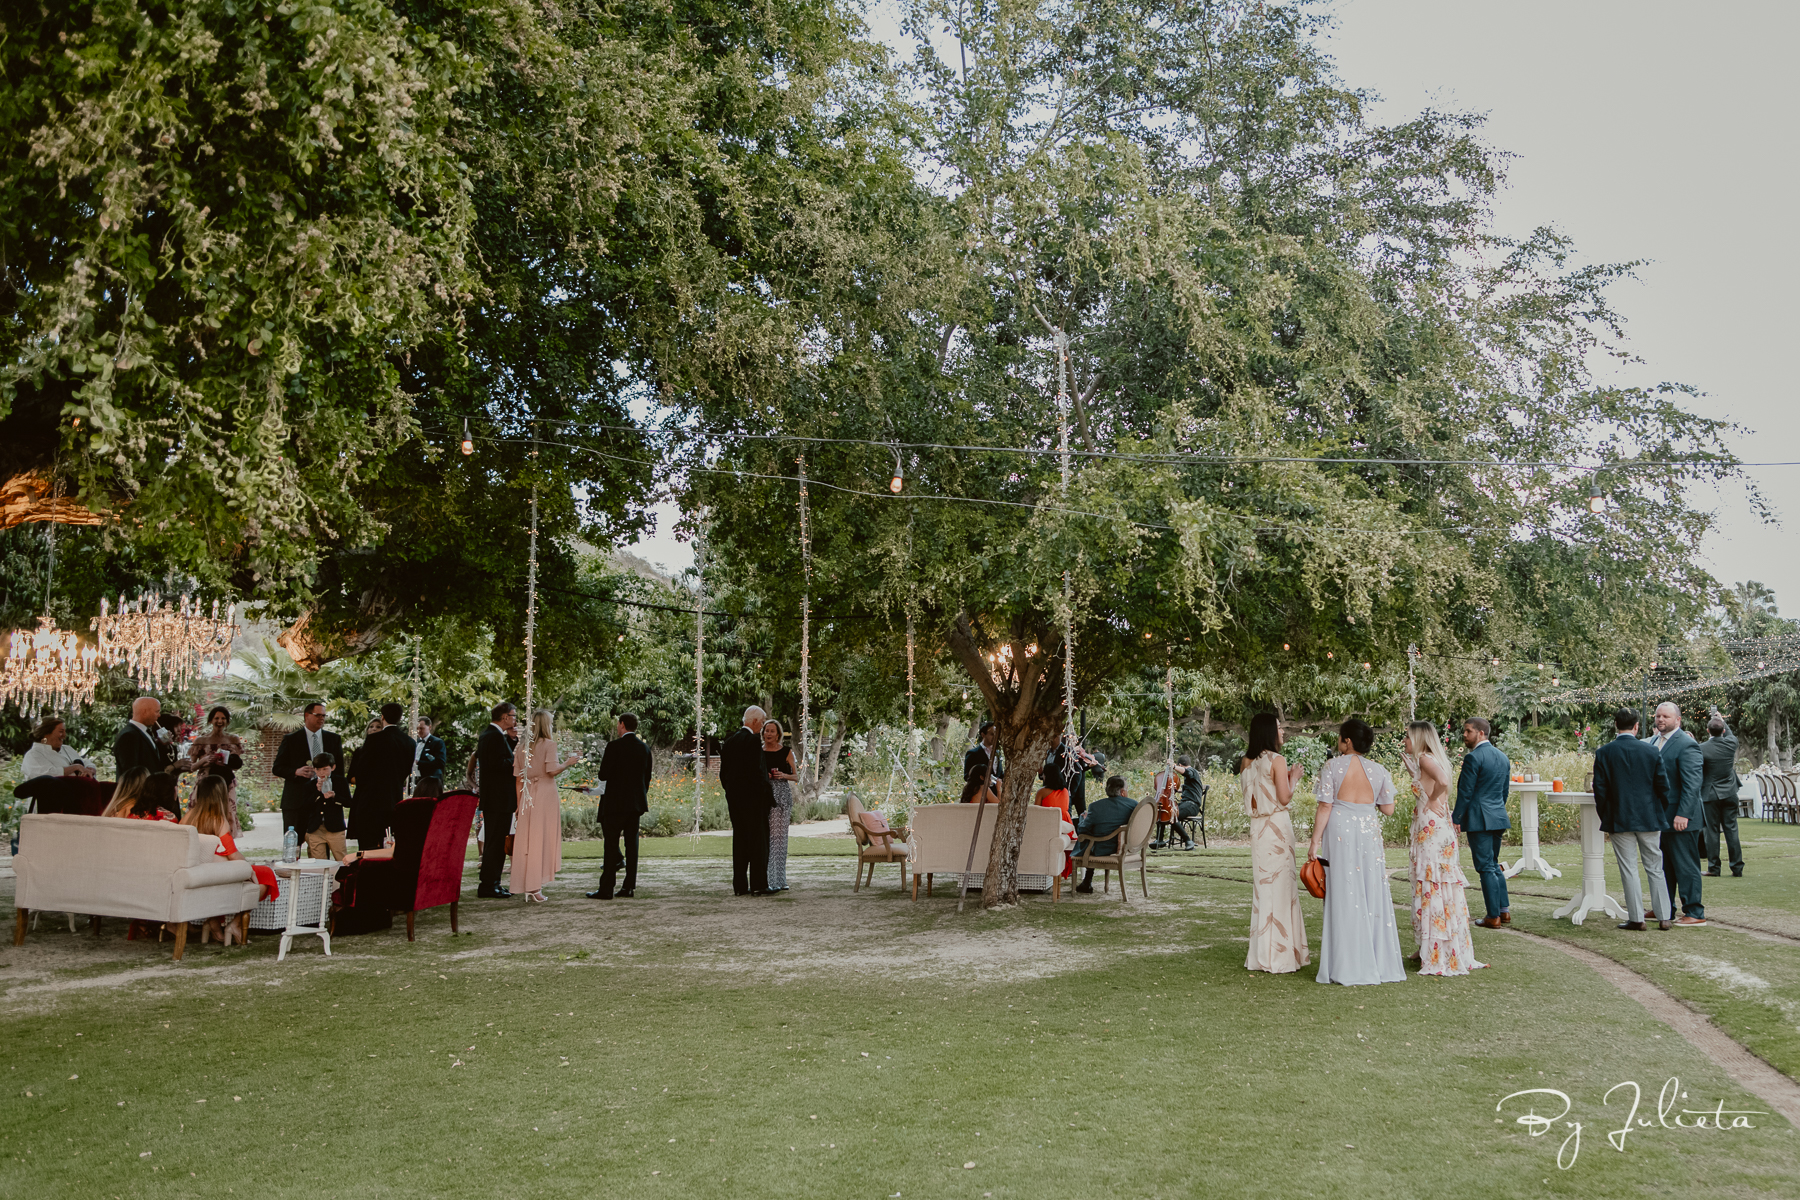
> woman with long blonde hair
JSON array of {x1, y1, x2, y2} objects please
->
[
  {"x1": 1402, "y1": 720, "x2": 1484, "y2": 975},
  {"x1": 512, "y1": 708, "x2": 581, "y2": 903},
  {"x1": 101, "y1": 767, "x2": 164, "y2": 820}
]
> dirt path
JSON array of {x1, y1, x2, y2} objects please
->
[{"x1": 1507, "y1": 928, "x2": 1800, "y2": 1130}]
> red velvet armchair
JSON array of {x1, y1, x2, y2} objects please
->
[
  {"x1": 334, "y1": 791, "x2": 478, "y2": 940},
  {"x1": 14, "y1": 775, "x2": 116, "y2": 817},
  {"x1": 390, "y1": 790, "x2": 478, "y2": 940}
]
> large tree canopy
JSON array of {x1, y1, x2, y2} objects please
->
[{"x1": 689, "y1": 0, "x2": 1745, "y2": 905}]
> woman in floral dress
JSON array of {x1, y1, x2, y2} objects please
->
[{"x1": 1402, "y1": 721, "x2": 1485, "y2": 975}]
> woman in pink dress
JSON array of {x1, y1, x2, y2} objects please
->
[{"x1": 512, "y1": 708, "x2": 580, "y2": 903}]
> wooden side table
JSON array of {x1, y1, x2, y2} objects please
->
[{"x1": 271, "y1": 859, "x2": 340, "y2": 961}]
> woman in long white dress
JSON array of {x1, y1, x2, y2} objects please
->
[
  {"x1": 1402, "y1": 721, "x2": 1485, "y2": 975},
  {"x1": 1308, "y1": 718, "x2": 1406, "y2": 986},
  {"x1": 1240, "y1": 712, "x2": 1310, "y2": 973}
]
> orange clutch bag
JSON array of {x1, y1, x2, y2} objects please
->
[{"x1": 1299, "y1": 857, "x2": 1326, "y2": 899}]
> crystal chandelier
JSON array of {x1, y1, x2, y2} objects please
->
[
  {"x1": 1, "y1": 615, "x2": 102, "y2": 718},
  {"x1": 92, "y1": 592, "x2": 241, "y2": 691}
]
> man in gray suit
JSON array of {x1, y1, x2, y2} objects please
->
[
  {"x1": 1645, "y1": 702, "x2": 1706, "y2": 926},
  {"x1": 1699, "y1": 716, "x2": 1744, "y2": 878},
  {"x1": 1592, "y1": 708, "x2": 1671, "y2": 930}
]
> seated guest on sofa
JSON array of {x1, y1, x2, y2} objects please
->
[
  {"x1": 181, "y1": 778, "x2": 279, "y2": 941},
  {"x1": 100, "y1": 767, "x2": 169, "y2": 821},
  {"x1": 22, "y1": 717, "x2": 97, "y2": 780}
]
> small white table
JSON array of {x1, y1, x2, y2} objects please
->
[
  {"x1": 1503, "y1": 782, "x2": 1564, "y2": 880},
  {"x1": 1542, "y1": 793, "x2": 1625, "y2": 926},
  {"x1": 270, "y1": 859, "x2": 340, "y2": 961}
]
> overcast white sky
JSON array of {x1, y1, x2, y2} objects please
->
[{"x1": 631, "y1": 1, "x2": 1800, "y2": 607}]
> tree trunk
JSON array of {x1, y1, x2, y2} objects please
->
[
  {"x1": 815, "y1": 717, "x2": 848, "y2": 795},
  {"x1": 1767, "y1": 711, "x2": 1780, "y2": 769},
  {"x1": 929, "y1": 714, "x2": 951, "y2": 764},
  {"x1": 978, "y1": 712, "x2": 1063, "y2": 909}
]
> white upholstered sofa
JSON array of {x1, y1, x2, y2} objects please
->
[
  {"x1": 907, "y1": 803, "x2": 1070, "y2": 902},
  {"x1": 12, "y1": 814, "x2": 263, "y2": 960}
]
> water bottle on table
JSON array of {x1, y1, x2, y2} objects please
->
[{"x1": 282, "y1": 826, "x2": 300, "y2": 863}]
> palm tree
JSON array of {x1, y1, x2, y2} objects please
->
[{"x1": 212, "y1": 638, "x2": 318, "y2": 734}]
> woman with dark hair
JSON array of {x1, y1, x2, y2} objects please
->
[
  {"x1": 1308, "y1": 717, "x2": 1406, "y2": 985},
  {"x1": 187, "y1": 705, "x2": 245, "y2": 827},
  {"x1": 1239, "y1": 713, "x2": 1309, "y2": 973}
]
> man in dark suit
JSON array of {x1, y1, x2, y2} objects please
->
[
  {"x1": 1647, "y1": 702, "x2": 1707, "y2": 925},
  {"x1": 272, "y1": 701, "x2": 345, "y2": 848},
  {"x1": 1453, "y1": 716, "x2": 1512, "y2": 928},
  {"x1": 1073, "y1": 776, "x2": 1140, "y2": 893},
  {"x1": 414, "y1": 715, "x2": 448, "y2": 793},
  {"x1": 350, "y1": 703, "x2": 419, "y2": 851},
  {"x1": 112, "y1": 696, "x2": 167, "y2": 777},
  {"x1": 719, "y1": 705, "x2": 775, "y2": 895},
  {"x1": 961, "y1": 721, "x2": 1004, "y2": 802},
  {"x1": 1592, "y1": 708, "x2": 1671, "y2": 930},
  {"x1": 587, "y1": 713, "x2": 654, "y2": 900},
  {"x1": 476, "y1": 702, "x2": 520, "y2": 898},
  {"x1": 1700, "y1": 716, "x2": 1744, "y2": 878}
]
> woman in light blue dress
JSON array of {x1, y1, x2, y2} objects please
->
[{"x1": 1307, "y1": 718, "x2": 1407, "y2": 986}]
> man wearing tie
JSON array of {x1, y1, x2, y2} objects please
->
[
  {"x1": 1699, "y1": 716, "x2": 1744, "y2": 878},
  {"x1": 1453, "y1": 717, "x2": 1512, "y2": 929},
  {"x1": 414, "y1": 716, "x2": 448, "y2": 794},
  {"x1": 588, "y1": 713, "x2": 654, "y2": 899},
  {"x1": 112, "y1": 696, "x2": 167, "y2": 776},
  {"x1": 272, "y1": 702, "x2": 345, "y2": 848},
  {"x1": 1646, "y1": 702, "x2": 1707, "y2": 925},
  {"x1": 476, "y1": 702, "x2": 520, "y2": 898},
  {"x1": 719, "y1": 706, "x2": 776, "y2": 895}
]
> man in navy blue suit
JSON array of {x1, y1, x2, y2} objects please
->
[{"x1": 1453, "y1": 717, "x2": 1512, "y2": 929}]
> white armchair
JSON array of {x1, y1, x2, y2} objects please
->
[{"x1": 12, "y1": 814, "x2": 262, "y2": 960}]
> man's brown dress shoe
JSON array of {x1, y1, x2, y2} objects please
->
[
  {"x1": 1658, "y1": 919, "x2": 1673, "y2": 930},
  {"x1": 1616, "y1": 921, "x2": 1647, "y2": 931},
  {"x1": 1476, "y1": 916, "x2": 1504, "y2": 929},
  {"x1": 1500, "y1": 911, "x2": 1512, "y2": 925}
]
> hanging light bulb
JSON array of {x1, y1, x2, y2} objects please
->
[
  {"x1": 1536, "y1": 662, "x2": 1544, "y2": 671},
  {"x1": 1758, "y1": 660, "x2": 1766, "y2": 669},
  {"x1": 1586, "y1": 476, "x2": 1604, "y2": 514},
  {"x1": 888, "y1": 447, "x2": 904, "y2": 494},
  {"x1": 1491, "y1": 657, "x2": 1500, "y2": 666},
  {"x1": 1282, "y1": 643, "x2": 1290, "y2": 651},
  {"x1": 1551, "y1": 676, "x2": 1560, "y2": 686},
  {"x1": 460, "y1": 418, "x2": 474, "y2": 456},
  {"x1": 1649, "y1": 661, "x2": 1658, "y2": 670}
]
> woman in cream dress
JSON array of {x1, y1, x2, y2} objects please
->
[
  {"x1": 1402, "y1": 720, "x2": 1485, "y2": 975},
  {"x1": 513, "y1": 708, "x2": 581, "y2": 902},
  {"x1": 1239, "y1": 712, "x2": 1310, "y2": 973}
]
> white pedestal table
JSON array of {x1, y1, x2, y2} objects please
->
[
  {"x1": 270, "y1": 859, "x2": 340, "y2": 961},
  {"x1": 1503, "y1": 782, "x2": 1563, "y2": 881},
  {"x1": 1541, "y1": 792, "x2": 1625, "y2": 926}
]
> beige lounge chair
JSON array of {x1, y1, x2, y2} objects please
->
[
  {"x1": 846, "y1": 793, "x2": 911, "y2": 892},
  {"x1": 1071, "y1": 799, "x2": 1156, "y2": 902}
]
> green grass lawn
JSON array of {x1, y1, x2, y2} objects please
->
[{"x1": 4, "y1": 829, "x2": 1798, "y2": 1199}]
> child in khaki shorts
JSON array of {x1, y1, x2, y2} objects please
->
[{"x1": 305, "y1": 752, "x2": 348, "y2": 860}]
